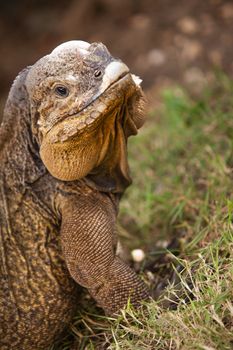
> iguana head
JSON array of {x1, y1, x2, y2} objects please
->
[{"x1": 25, "y1": 41, "x2": 146, "y2": 190}]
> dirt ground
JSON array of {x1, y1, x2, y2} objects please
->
[{"x1": 1, "y1": 0, "x2": 233, "y2": 113}]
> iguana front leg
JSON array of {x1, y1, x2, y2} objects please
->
[{"x1": 60, "y1": 192, "x2": 149, "y2": 314}]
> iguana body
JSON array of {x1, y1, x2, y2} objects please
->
[{"x1": 0, "y1": 41, "x2": 149, "y2": 349}]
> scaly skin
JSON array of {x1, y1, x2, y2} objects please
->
[{"x1": 0, "y1": 41, "x2": 149, "y2": 349}]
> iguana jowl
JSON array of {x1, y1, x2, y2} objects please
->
[{"x1": 0, "y1": 40, "x2": 149, "y2": 349}]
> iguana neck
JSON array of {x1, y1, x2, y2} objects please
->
[
  {"x1": 0, "y1": 69, "x2": 45, "y2": 190},
  {"x1": 86, "y1": 105, "x2": 132, "y2": 194}
]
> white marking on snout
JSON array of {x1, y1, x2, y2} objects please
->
[
  {"x1": 99, "y1": 61, "x2": 129, "y2": 93},
  {"x1": 66, "y1": 74, "x2": 77, "y2": 82},
  {"x1": 131, "y1": 74, "x2": 142, "y2": 86}
]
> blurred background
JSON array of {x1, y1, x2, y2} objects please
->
[{"x1": 1, "y1": 0, "x2": 233, "y2": 112}]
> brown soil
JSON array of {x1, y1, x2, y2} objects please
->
[{"x1": 1, "y1": 0, "x2": 233, "y2": 110}]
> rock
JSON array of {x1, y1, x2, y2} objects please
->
[
  {"x1": 221, "y1": 3, "x2": 233, "y2": 19},
  {"x1": 184, "y1": 67, "x2": 206, "y2": 89},
  {"x1": 177, "y1": 17, "x2": 198, "y2": 34},
  {"x1": 208, "y1": 50, "x2": 222, "y2": 65},
  {"x1": 130, "y1": 14, "x2": 150, "y2": 29},
  {"x1": 174, "y1": 35, "x2": 202, "y2": 61},
  {"x1": 147, "y1": 49, "x2": 166, "y2": 66}
]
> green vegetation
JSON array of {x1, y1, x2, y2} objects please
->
[{"x1": 53, "y1": 77, "x2": 233, "y2": 350}]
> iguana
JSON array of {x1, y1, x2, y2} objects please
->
[{"x1": 0, "y1": 40, "x2": 150, "y2": 349}]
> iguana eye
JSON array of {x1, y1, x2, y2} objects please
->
[
  {"x1": 94, "y1": 69, "x2": 102, "y2": 79},
  {"x1": 54, "y1": 85, "x2": 69, "y2": 97}
]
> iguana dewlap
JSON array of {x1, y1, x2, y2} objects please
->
[{"x1": 0, "y1": 40, "x2": 149, "y2": 349}]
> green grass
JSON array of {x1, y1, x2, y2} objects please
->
[{"x1": 53, "y1": 76, "x2": 233, "y2": 349}]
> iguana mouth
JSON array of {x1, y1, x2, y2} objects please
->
[{"x1": 49, "y1": 73, "x2": 141, "y2": 143}]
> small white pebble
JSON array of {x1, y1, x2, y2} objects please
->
[{"x1": 131, "y1": 249, "x2": 145, "y2": 262}]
